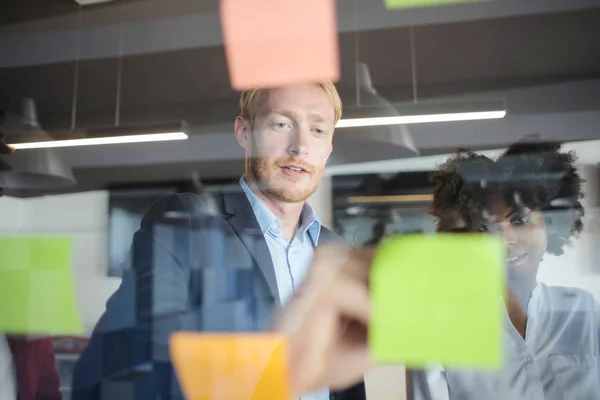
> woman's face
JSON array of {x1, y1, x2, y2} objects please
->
[
  {"x1": 472, "y1": 197, "x2": 548, "y2": 280},
  {"x1": 437, "y1": 196, "x2": 548, "y2": 281}
]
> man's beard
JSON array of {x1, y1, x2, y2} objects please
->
[{"x1": 248, "y1": 156, "x2": 323, "y2": 203}]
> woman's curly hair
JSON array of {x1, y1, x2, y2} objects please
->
[{"x1": 429, "y1": 135, "x2": 585, "y2": 256}]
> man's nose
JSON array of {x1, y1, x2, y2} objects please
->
[{"x1": 288, "y1": 127, "x2": 309, "y2": 156}]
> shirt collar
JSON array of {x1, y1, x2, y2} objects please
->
[
  {"x1": 527, "y1": 282, "x2": 543, "y2": 313},
  {"x1": 239, "y1": 177, "x2": 321, "y2": 245}
]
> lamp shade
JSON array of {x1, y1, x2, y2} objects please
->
[
  {"x1": 328, "y1": 63, "x2": 418, "y2": 166},
  {"x1": 0, "y1": 156, "x2": 11, "y2": 172},
  {"x1": 0, "y1": 98, "x2": 77, "y2": 190},
  {"x1": 0, "y1": 122, "x2": 14, "y2": 172},
  {"x1": 1, "y1": 148, "x2": 76, "y2": 190},
  {"x1": 22, "y1": 98, "x2": 41, "y2": 128}
]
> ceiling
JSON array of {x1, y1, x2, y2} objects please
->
[
  {"x1": 0, "y1": 0, "x2": 148, "y2": 26},
  {"x1": 2, "y1": 6, "x2": 600, "y2": 128},
  {"x1": 0, "y1": 0, "x2": 225, "y2": 27},
  {"x1": 1, "y1": 0, "x2": 600, "y2": 196}
]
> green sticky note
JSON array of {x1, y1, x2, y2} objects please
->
[
  {"x1": 385, "y1": 0, "x2": 485, "y2": 9},
  {"x1": 369, "y1": 234, "x2": 505, "y2": 368},
  {"x1": 0, "y1": 236, "x2": 83, "y2": 335}
]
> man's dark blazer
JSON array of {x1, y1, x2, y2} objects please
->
[{"x1": 72, "y1": 182, "x2": 366, "y2": 400}]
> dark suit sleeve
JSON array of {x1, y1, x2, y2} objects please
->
[{"x1": 72, "y1": 193, "x2": 206, "y2": 400}]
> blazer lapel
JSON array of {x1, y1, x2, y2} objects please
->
[
  {"x1": 317, "y1": 226, "x2": 346, "y2": 248},
  {"x1": 220, "y1": 185, "x2": 280, "y2": 307}
]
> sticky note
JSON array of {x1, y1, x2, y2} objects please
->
[
  {"x1": 220, "y1": 0, "x2": 340, "y2": 90},
  {"x1": 369, "y1": 234, "x2": 505, "y2": 368},
  {"x1": 170, "y1": 332, "x2": 291, "y2": 400},
  {"x1": 385, "y1": 0, "x2": 485, "y2": 8},
  {"x1": 0, "y1": 236, "x2": 83, "y2": 335}
]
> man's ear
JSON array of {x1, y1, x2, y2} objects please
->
[{"x1": 234, "y1": 116, "x2": 250, "y2": 149}]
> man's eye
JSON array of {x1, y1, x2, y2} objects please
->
[
  {"x1": 313, "y1": 128, "x2": 325, "y2": 135},
  {"x1": 274, "y1": 122, "x2": 289, "y2": 129}
]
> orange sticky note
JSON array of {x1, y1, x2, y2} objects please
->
[
  {"x1": 170, "y1": 332, "x2": 292, "y2": 400},
  {"x1": 220, "y1": 0, "x2": 340, "y2": 90}
]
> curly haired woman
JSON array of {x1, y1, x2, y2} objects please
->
[{"x1": 418, "y1": 137, "x2": 599, "y2": 400}]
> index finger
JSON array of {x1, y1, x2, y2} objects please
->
[
  {"x1": 343, "y1": 247, "x2": 375, "y2": 285},
  {"x1": 306, "y1": 244, "x2": 375, "y2": 289}
]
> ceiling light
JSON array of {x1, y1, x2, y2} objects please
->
[
  {"x1": 9, "y1": 122, "x2": 189, "y2": 150},
  {"x1": 347, "y1": 194, "x2": 433, "y2": 204},
  {"x1": 336, "y1": 26, "x2": 506, "y2": 130},
  {"x1": 337, "y1": 100, "x2": 506, "y2": 128},
  {"x1": 20, "y1": 20, "x2": 189, "y2": 153},
  {"x1": 73, "y1": 0, "x2": 116, "y2": 5},
  {"x1": 337, "y1": 111, "x2": 506, "y2": 128}
]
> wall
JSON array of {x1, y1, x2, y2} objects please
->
[
  {"x1": 537, "y1": 165, "x2": 600, "y2": 298},
  {"x1": 308, "y1": 174, "x2": 333, "y2": 228},
  {"x1": 0, "y1": 191, "x2": 120, "y2": 334},
  {"x1": 0, "y1": 196, "x2": 25, "y2": 233}
]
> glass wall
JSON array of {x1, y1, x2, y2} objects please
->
[{"x1": 1, "y1": 1, "x2": 599, "y2": 399}]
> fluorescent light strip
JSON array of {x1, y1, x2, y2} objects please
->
[
  {"x1": 336, "y1": 110, "x2": 506, "y2": 128},
  {"x1": 348, "y1": 194, "x2": 433, "y2": 204},
  {"x1": 10, "y1": 132, "x2": 188, "y2": 150}
]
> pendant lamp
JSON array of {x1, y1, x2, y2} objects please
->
[
  {"x1": 0, "y1": 142, "x2": 13, "y2": 172},
  {"x1": 0, "y1": 99, "x2": 76, "y2": 191},
  {"x1": 344, "y1": 62, "x2": 419, "y2": 155},
  {"x1": 328, "y1": 62, "x2": 419, "y2": 166}
]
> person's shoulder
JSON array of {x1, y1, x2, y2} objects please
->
[
  {"x1": 140, "y1": 192, "x2": 225, "y2": 227},
  {"x1": 542, "y1": 283, "x2": 598, "y2": 312},
  {"x1": 319, "y1": 226, "x2": 347, "y2": 246}
]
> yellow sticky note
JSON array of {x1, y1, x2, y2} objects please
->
[
  {"x1": 0, "y1": 236, "x2": 82, "y2": 335},
  {"x1": 220, "y1": 0, "x2": 340, "y2": 90},
  {"x1": 369, "y1": 234, "x2": 505, "y2": 368},
  {"x1": 170, "y1": 332, "x2": 291, "y2": 400},
  {"x1": 385, "y1": 0, "x2": 486, "y2": 9}
]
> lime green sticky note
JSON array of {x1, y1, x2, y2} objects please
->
[
  {"x1": 0, "y1": 236, "x2": 83, "y2": 335},
  {"x1": 369, "y1": 234, "x2": 505, "y2": 368},
  {"x1": 385, "y1": 0, "x2": 485, "y2": 9},
  {"x1": 0, "y1": 236, "x2": 71, "y2": 271}
]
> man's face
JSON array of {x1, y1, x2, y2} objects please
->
[{"x1": 235, "y1": 84, "x2": 335, "y2": 203}]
